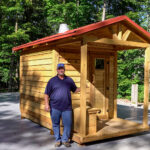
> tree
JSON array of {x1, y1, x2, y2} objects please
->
[{"x1": 0, "y1": 0, "x2": 50, "y2": 91}]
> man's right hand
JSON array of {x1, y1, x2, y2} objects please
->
[{"x1": 45, "y1": 104, "x2": 50, "y2": 112}]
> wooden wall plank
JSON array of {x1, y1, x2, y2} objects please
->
[
  {"x1": 20, "y1": 93, "x2": 45, "y2": 104},
  {"x1": 20, "y1": 80, "x2": 51, "y2": 87},
  {"x1": 20, "y1": 70, "x2": 53, "y2": 76},
  {"x1": 20, "y1": 58, "x2": 52, "y2": 66},
  {"x1": 20, "y1": 64, "x2": 53, "y2": 71},
  {"x1": 20, "y1": 103, "x2": 50, "y2": 118},
  {"x1": 20, "y1": 52, "x2": 52, "y2": 61},
  {"x1": 21, "y1": 48, "x2": 52, "y2": 56},
  {"x1": 21, "y1": 112, "x2": 52, "y2": 129},
  {"x1": 21, "y1": 76, "x2": 52, "y2": 82},
  {"x1": 59, "y1": 52, "x2": 80, "y2": 59}
]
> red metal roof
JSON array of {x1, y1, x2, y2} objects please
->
[{"x1": 12, "y1": 15, "x2": 150, "y2": 52}]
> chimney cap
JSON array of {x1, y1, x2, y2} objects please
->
[{"x1": 58, "y1": 23, "x2": 69, "y2": 33}]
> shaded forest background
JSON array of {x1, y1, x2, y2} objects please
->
[{"x1": 0, "y1": 0, "x2": 150, "y2": 102}]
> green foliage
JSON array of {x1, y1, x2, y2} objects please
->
[
  {"x1": 0, "y1": 0, "x2": 150, "y2": 101},
  {"x1": 0, "y1": 0, "x2": 51, "y2": 91},
  {"x1": 117, "y1": 49, "x2": 145, "y2": 102},
  {"x1": 45, "y1": 0, "x2": 100, "y2": 32}
]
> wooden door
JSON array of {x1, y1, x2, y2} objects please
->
[{"x1": 89, "y1": 54, "x2": 109, "y2": 118}]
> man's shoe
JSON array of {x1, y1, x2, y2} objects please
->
[
  {"x1": 62, "y1": 141, "x2": 71, "y2": 147},
  {"x1": 54, "y1": 141, "x2": 62, "y2": 147}
]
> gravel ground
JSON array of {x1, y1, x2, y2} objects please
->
[{"x1": 0, "y1": 92, "x2": 150, "y2": 150}]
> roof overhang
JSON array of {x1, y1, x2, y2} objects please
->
[{"x1": 12, "y1": 15, "x2": 150, "y2": 52}]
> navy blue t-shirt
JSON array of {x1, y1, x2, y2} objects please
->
[{"x1": 44, "y1": 74, "x2": 77, "y2": 111}]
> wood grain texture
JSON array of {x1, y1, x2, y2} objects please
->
[
  {"x1": 18, "y1": 27, "x2": 150, "y2": 144},
  {"x1": 109, "y1": 56, "x2": 114, "y2": 118},
  {"x1": 143, "y1": 46, "x2": 150, "y2": 127},
  {"x1": 80, "y1": 43, "x2": 88, "y2": 135}
]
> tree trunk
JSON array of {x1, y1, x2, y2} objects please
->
[{"x1": 76, "y1": 0, "x2": 79, "y2": 27}]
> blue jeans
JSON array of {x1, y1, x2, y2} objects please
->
[{"x1": 50, "y1": 108, "x2": 72, "y2": 142}]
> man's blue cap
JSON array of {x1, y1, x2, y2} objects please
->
[{"x1": 57, "y1": 63, "x2": 65, "y2": 69}]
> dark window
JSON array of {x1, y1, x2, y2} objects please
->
[{"x1": 95, "y1": 58, "x2": 104, "y2": 69}]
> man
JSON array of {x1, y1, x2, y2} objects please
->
[{"x1": 44, "y1": 63, "x2": 80, "y2": 147}]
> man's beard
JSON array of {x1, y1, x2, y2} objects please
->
[{"x1": 59, "y1": 72, "x2": 64, "y2": 76}]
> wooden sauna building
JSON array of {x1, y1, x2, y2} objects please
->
[{"x1": 12, "y1": 15, "x2": 150, "y2": 144}]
